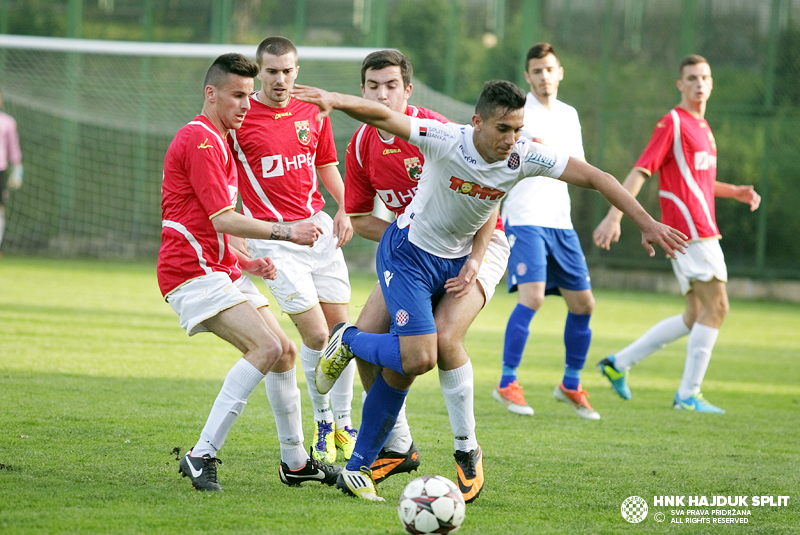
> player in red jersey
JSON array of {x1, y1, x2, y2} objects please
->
[
  {"x1": 343, "y1": 50, "x2": 510, "y2": 502},
  {"x1": 594, "y1": 55, "x2": 760, "y2": 413},
  {"x1": 159, "y1": 53, "x2": 339, "y2": 492},
  {"x1": 229, "y1": 37, "x2": 357, "y2": 465}
]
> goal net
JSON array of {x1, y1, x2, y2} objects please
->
[{"x1": 0, "y1": 35, "x2": 473, "y2": 260}]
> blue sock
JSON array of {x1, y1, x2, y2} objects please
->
[
  {"x1": 346, "y1": 374, "x2": 408, "y2": 471},
  {"x1": 343, "y1": 328, "x2": 404, "y2": 375},
  {"x1": 563, "y1": 312, "x2": 591, "y2": 390},
  {"x1": 501, "y1": 304, "x2": 535, "y2": 387}
]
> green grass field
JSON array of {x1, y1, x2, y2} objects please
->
[{"x1": 1, "y1": 257, "x2": 798, "y2": 534}]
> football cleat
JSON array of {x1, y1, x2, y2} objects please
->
[
  {"x1": 554, "y1": 383, "x2": 601, "y2": 420},
  {"x1": 598, "y1": 356, "x2": 632, "y2": 400},
  {"x1": 673, "y1": 392, "x2": 726, "y2": 414},
  {"x1": 336, "y1": 466, "x2": 385, "y2": 502},
  {"x1": 370, "y1": 441, "x2": 421, "y2": 483},
  {"x1": 454, "y1": 446, "x2": 484, "y2": 504},
  {"x1": 334, "y1": 425, "x2": 358, "y2": 461},
  {"x1": 279, "y1": 454, "x2": 341, "y2": 487},
  {"x1": 311, "y1": 420, "x2": 336, "y2": 464},
  {"x1": 178, "y1": 450, "x2": 222, "y2": 491},
  {"x1": 492, "y1": 380, "x2": 534, "y2": 416},
  {"x1": 316, "y1": 322, "x2": 356, "y2": 395}
]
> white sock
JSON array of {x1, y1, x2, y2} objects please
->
[
  {"x1": 299, "y1": 343, "x2": 333, "y2": 423},
  {"x1": 677, "y1": 323, "x2": 719, "y2": 399},
  {"x1": 613, "y1": 314, "x2": 690, "y2": 370},
  {"x1": 439, "y1": 361, "x2": 477, "y2": 453},
  {"x1": 330, "y1": 360, "x2": 355, "y2": 429},
  {"x1": 361, "y1": 389, "x2": 413, "y2": 453},
  {"x1": 265, "y1": 367, "x2": 308, "y2": 470},
  {"x1": 194, "y1": 358, "x2": 264, "y2": 457}
]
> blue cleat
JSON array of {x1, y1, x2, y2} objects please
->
[
  {"x1": 597, "y1": 357, "x2": 632, "y2": 400},
  {"x1": 672, "y1": 392, "x2": 726, "y2": 414}
]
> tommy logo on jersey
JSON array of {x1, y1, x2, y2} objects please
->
[
  {"x1": 295, "y1": 120, "x2": 310, "y2": 145},
  {"x1": 448, "y1": 176, "x2": 505, "y2": 200},
  {"x1": 404, "y1": 157, "x2": 423, "y2": 181}
]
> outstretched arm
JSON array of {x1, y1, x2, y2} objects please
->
[
  {"x1": 715, "y1": 181, "x2": 760, "y2": 211},
  {"x1": 292, "y1": 84, "x2": 411, "y2": 141},
  {"x1": 592, "y1": 168, "x2": 648, "y2": 250},
  {"x1": 558, "y1": 159, "x2": 685, "y2": 258}
]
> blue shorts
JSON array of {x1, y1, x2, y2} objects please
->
[
  {"x1": 377, "y1": 222, "x2": 467, "y2": 336},
  {"x1": 506, "y1": 225, "x2": 591, "y2": 295}
]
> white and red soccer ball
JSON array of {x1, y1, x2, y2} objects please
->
[{"x1": 398, "y1": 475, "x2": 466, "y2": 534}]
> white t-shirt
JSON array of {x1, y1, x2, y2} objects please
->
[
  {"x1": 501, "y1": 94, "x2": 585, "y2": 229},
  {"x1": 396, "y1": 118, "x2": 569, "y2": 258}
]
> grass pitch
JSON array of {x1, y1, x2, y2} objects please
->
[{"x1": 1, "y1": 257, "x2": 798, "y2": 534}]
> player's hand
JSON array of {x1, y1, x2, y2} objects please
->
[
  {"x1": 445, "y1": 258, "x2": 481, "y2": 298},
  {"x1": 639, "y1": 219, "x2": 687, "y2": 259},
  {"x1": 292, "y1": 84, "x2": 334, "y2": 122},
  {"x1": 332, "y1": 208, "x2": 353, "y2": 248},
  {"x1": 734, "y1": 185, "x2": 761, "y2": 211},
  {"x1": 593, "y1": 215, "x2": 622, "y2": 250},
  {"x1": 7, "y1": 164, "x2": 23, "y2": 190},
  {"x1": 240, "y1": 255, "x2": 277, "y2": 280},
  {"x1": 290, "y1": 221, "x2": 323, "y2": 246}
]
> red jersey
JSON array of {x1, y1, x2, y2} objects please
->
[
  {"x1": 635, "y1": 106, "x2": 719, "y2": 241},
  {"x1": 157, "y1": 115, "x2": 241, "y2": 297},
  {"x1": 230, "y1": 95, "x2": 338, "y2": 222},
  {"x1": 345, "y1": 105, "x2": 504, "y2": 231}
]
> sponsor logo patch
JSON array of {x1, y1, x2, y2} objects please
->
[{"x1": 524, "y1": 152, "x2": 556, "y2": 168}]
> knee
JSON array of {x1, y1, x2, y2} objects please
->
[
  {"x1": 520, "y1": 293, "x2": 545, "y2": 311},
  {"x1": 402, "y1": 349, "x2": 438, "y2": 376},
  {"x1": 250, "y1": 332, "x2": 283, "y2": 373},
  {"x1": 275, "y1": 338, "x2": 297, "y2": 370},
  {"x1": 570, "y1": 297, "x2": 595, "y2": 316},
  {"x1": 300, "y1": 325, "x2": 330, "y2": 350}
]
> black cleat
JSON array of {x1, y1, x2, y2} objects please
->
[
  {"x1": 179, "y1": 450, "x2": 222, "y2": 491},
  {"x1": 279, "y1": 455, "x2": 341, "y2": 487},
  {"x1": 370, "y1": 441, "x2": 421, "y2": 483}
]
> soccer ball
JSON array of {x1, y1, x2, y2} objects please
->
[{"x1": 398, "y1": 475, "x2": 466, "y2": 534}]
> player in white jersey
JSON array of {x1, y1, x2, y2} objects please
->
[
  {"x1": 294, "y1": 79, "x2": 687, "y2": 502},
  {"x1": 230, "y1": 37, "x2": 357, "y2": 465},
  {"x1": 497, "y1": 43, "x2": 600, "y2": 420},
  {"x1": 158, "y1": 54, "x2": 339, "y2": 492}
]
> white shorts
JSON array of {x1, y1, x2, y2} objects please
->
[
  {"x1": 247, "y1": 211, "x2": 351, "y2": 314},
  {"x1": 476, "y1": 230, "x2": 511, "y2": 305},
  {"x1": 670, "y1": 238, "x2": 728, "y2": 295},
  {"x1": 167, "y1": 272, "x2": 269, "y2": 336}
]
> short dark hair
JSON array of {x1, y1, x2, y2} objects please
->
[
  {"x1": 475, "y1": 80, "x2": 526, "y2": 120},
  {"x1": 204, "y1": 53, "x2": 259, "y2": 89},
  {"x1": 525, "y1": 42, "x2": 559, "y2": 69},
  {"x1": 256, "y1": 36, "x2": 298, "y2": 66},
  {"x1": 679, "y1": 54, "x2": 709, "y2": 76},
  {"x1": 360, "y1": 49, "x2": 413, "y2": 87}
]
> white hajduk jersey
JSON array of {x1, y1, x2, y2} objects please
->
[
  {"x1": 502, "y1": 93, "x2": 584, "y2": 229},
  {"x1": 396, "y1": 118, "x2": 569, "y2": 259}
]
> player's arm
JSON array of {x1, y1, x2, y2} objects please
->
[
  {"x1": 229, "y1": 236, "x2": 278, "y2": 280},
  {"x1": 714, "y1": 181, "x2": 760, "y2": 211},
  {"x1": 558, "y1": 158, "x2": 686, "y2": 258},
  {"x1": 317, "y1": 164, "x2": 354, "y2": 248},
  {"x1": 351, "y1": 214, "x2": 391, "y2": 242},
  {"x1": 211, "y1": 208, "x2": 322, "y2": 246},
  {"x1": 444, "y1": 207, "x2": 499, "y2": 298},
  {"x1": 592, "y1": 167, "x2": 648, "y2": 250},
  {"x1": 292, "y1": 84, "x2": 411, "y2": 141}
]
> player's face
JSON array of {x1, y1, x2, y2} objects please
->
[
  {"x1": 361, "y1": 66, "x2": 411, "y2": 113},
  {"x1": 257, "y1": 52, "x2": 299, "y2": 107},
  {"x1": 524, "y1": 54, "x2": 563, "y2": 100},
  {"x1": 211, "y1": 74, "x2": 254, "y2": 131},
  {"x1": 472, "y1": 107, "x2": 524, "y2": 163},
  {"x1": 677, "y1": 62, "x2": 713, "y2": 106}
]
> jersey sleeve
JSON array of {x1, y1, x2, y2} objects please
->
[
  {"x1": 184, "y1": 130, "x2": 235, "y2": 219},
  {"x1": 519, "y1": 138, "x2": 569, "y2": 180},
  {"x1": 408, "y1": 117, "x2": 459, "y2": 161},
  {"x1": 344, "y1": 128, "x2": 377, "y2": 216},
  {"x1": 314, "y1": 116, "x2": 338, "y2": 168},
  {"x1": 634, "y1": 114, "x2": 675, "y2": 176}
]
